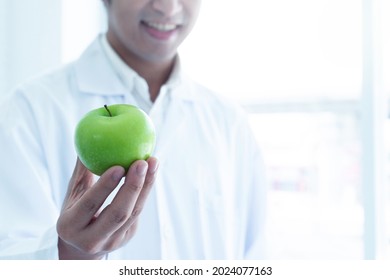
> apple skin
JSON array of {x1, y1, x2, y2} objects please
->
[{"x1": 74, "y1": 104, "x2": 156, "y2": 176}]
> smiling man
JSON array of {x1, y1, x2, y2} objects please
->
[{"x1": 0, "y1": 0, "x2": 267, "y2": 260}]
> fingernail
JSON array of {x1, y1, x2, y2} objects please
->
[{"x1": 136, "y1": 162, "x2": 148, "y2": 176}]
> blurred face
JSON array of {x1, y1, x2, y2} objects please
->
[{"x1": 105, "y1": 0, "x2": 201, "y2": 64}]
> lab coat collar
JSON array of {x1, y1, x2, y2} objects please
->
[
  {"x1": 73, "y1": 36, "x2": 128, "y2": 96},
  {"x1": 73, "y1": 35, "x2": 197, "y2": 102}
]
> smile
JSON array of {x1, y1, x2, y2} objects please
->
[{"x1": 142, "y1": 21, "x2": 180, "y2": 32}]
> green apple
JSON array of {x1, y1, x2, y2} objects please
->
[{"x1": 74, "y1": 104, "x2": 156, "y2": 176}]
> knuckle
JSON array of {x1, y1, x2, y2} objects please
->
[
  {"x1": 80, "y1": 198, "x2": 98, "y2": 214},
  {"x1": 109, "y1": 208, "x2": 129, "y2": 225}
]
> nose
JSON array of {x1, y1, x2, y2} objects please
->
[{"x1": 152, "y1": 0, "x2": 182, "y2": 17}]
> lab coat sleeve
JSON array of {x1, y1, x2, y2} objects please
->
[
  {"x1": 0, "y1": 89, "x2": 60, "y2": 259},
  {"x1": 238, "y1": 115, "x2": 268, "y2": 260}
]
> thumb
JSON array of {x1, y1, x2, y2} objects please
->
[{"x1": 62, "y1": 157, "x2": 94, "y2": 211}]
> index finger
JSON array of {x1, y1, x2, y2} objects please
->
[
  {"x1": 66, "y1": 165, "x2": 125, "y2": 229},
  {"x1": 91, "y1": 158, "x2": 157, "y2": 236}
]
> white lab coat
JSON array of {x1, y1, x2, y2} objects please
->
[{"x1": 0, "y1": 36, "x2": 267, "y2": 260}]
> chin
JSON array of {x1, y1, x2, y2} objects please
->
[{"x1": 142, "y1": 50, "x2": 178, "y2": 64}]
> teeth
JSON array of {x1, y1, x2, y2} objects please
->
[{"x1": 145, "y1": 22, "x2": 177, "y2": 31}]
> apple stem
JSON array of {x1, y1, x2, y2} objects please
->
[{"x1": 104, "y1": 104, "x2": 112, "y2": 117}]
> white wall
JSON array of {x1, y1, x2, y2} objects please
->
[
  {"x1": 0, "y1": 0, "x2": 107, "y2": 102},
  {"x1": 0, "y1": 0, "x2": 6, "y2": 100},
  {"x1": 61, "y1": 0, "x2": 106, "y2": 63},
  {"x1": 0, "y1": 0, "x2": 62, "y2": 100}
]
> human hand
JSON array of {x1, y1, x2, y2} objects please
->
[{"x1": 56, "y1": 157, "x2": 159, "y2": 259}]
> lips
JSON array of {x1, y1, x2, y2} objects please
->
[{"x1": 141, "y1": 20, "x2": 181, "y2": 40}]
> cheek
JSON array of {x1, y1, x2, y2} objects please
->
[
  {"x1": 112, "y1": 16, "x2": 140, "y2": 46},
  {"x1": 184, "y1": 5, "x2": 201, "y2": 32},
  {"x1": 188, "y1": 1, "x2": 202, "y2": 20},
  {"x1": 110, "y1": 7, "x2": 139, "y2": 34}
]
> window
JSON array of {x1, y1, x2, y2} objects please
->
[{"x1": 179, "y1": 0, "x2": 389, "y2": 259}]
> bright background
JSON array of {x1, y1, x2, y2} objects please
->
[{"x1": 0, "y1": 0, "x2": 389, "y2": 259}]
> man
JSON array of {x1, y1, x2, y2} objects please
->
[{"x1": 0, "y1": 0, "x2": 266, "y2": 259}]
